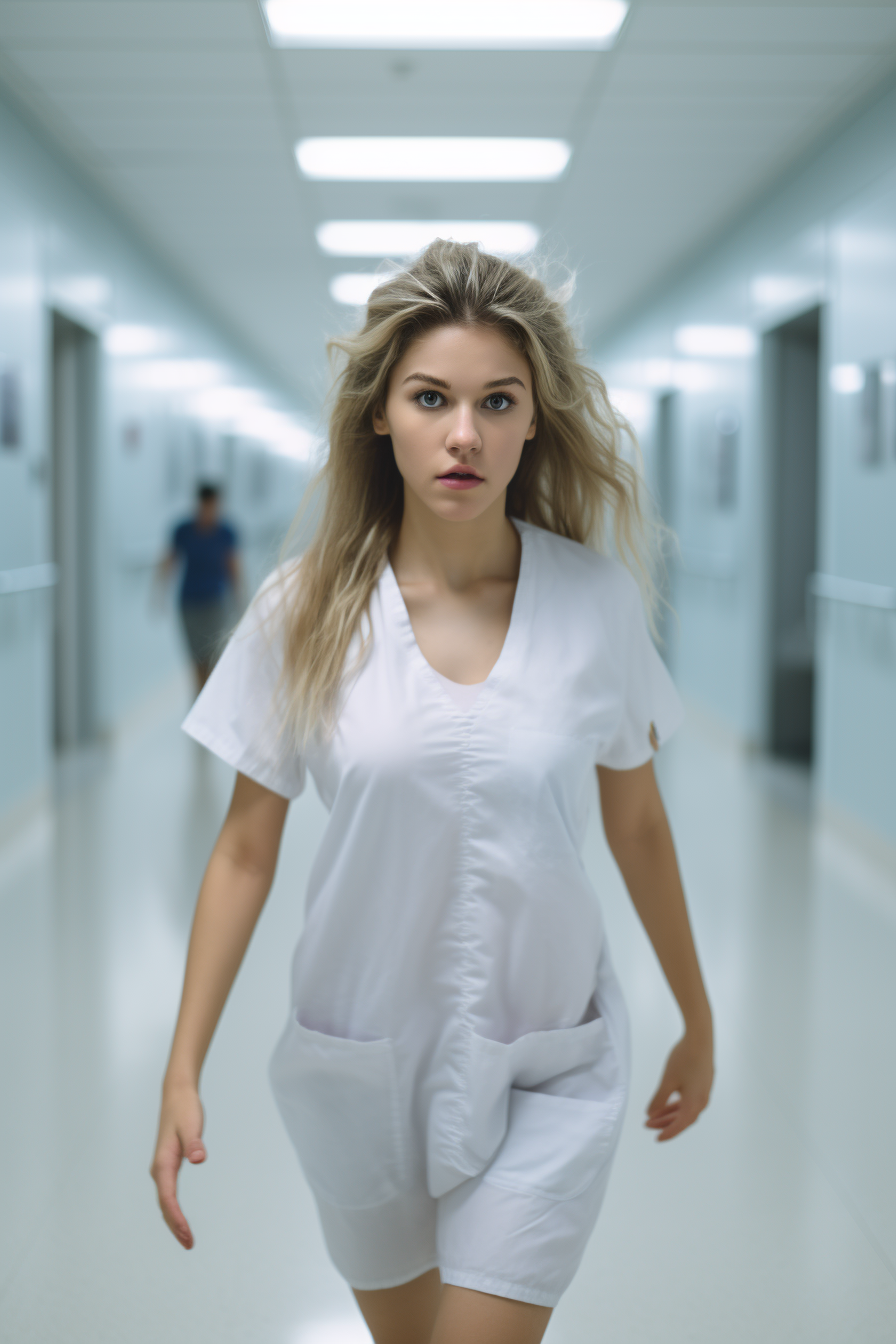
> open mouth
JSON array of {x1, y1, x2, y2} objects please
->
[{"x1": 438, "y1": 468, "x2": 483, "y2": 481}]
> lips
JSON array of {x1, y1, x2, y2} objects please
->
[{"x1": 438, "y1": 468, "x2": 483, "y2": 480}]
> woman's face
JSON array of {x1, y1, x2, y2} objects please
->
[{"x1": 373, "y1": 323, "x2": 536, "y2": 524}]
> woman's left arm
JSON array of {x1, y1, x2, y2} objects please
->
[{"x1": 597, "y1": 760, "x2": 714, "y2": 1141}]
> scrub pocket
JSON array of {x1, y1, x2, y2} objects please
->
[
  {"x1": 467, "y1": 1013, "x2": 625, "y2": 1202},
  {"x1": 269, "y1": 1015, "x2": 404, "y2": 1209}
]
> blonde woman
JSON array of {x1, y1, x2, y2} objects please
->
[{"x1": 151, "y1": 241, "x2": 714, "y2": 1344}]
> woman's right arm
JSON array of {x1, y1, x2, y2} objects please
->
[{"x1": 150, "y1": 770, "x2": 289, "y2": 1248}]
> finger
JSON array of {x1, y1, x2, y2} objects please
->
[
  {"x1": 655, "y1": 1106, "x2": 702, "y2": 1142},
  {"x1": 645, "y1": 1103, "x2": 681, "y2": 1126},
  {"x1": 644, "y1": 1106, "x2": 680, "y2": 1127},
  {"x1": 655, "y1": 1086, "x2": 709, "y2": 1124},
  {"x1": 152, "y1": 1144, "x2": 194, "y2": 1248},
  {"x1": 177, "y1": 1112, "x2": 207, "y2": 1166},
  {"x1": 645, "y1": 1088, "x2": 670, "y2": 1117},
  {"x1": 646, "y1": 1081, "x2": 680, "y2": 1117}
]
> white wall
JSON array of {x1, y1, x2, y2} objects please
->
[
  {"x1": 0, "y1": 92, "x2": 313, "y2": 823},
  {"x1": 594, "y1": 77, "x2": 896, "y2": 848}
]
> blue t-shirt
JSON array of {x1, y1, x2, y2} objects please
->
[{"x1": 173, "y1": 519, "x2": 238, "y2": 605}]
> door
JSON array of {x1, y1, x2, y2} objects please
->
[
  {"x1": 51, "y1": 312, "x2": 98, "y2": 751},
  {"x1": 764, "y1": 307, "x2": 821, "y2": 762}
]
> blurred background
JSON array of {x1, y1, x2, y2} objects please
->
[{"x1": 0, "y1": 4, "x2": 895, "y2": 1343}]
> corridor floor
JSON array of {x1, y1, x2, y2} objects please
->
[{"x1": 1, "y1": 682, "x2": 895, "y2": 1343}]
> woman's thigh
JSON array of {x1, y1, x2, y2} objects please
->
[
  {"x1": 431, "y1": 1285, "x2": 552, "y2": 1344},
  {"x1": 353, "y1": 1268, "x2": 442, "y2": 1344}
]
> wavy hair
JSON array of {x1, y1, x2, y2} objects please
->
[{"x1": 272, "y1": 238, "x2": 662, "y2": 740}]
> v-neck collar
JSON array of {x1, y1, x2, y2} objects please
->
[{"x1": 381, "y1": 518, "x2": 534, "y2": 719}]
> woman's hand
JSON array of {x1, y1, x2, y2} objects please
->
[
  {"x1": 645, "y1": 1030, "x2": 714, "y2": 1142},
  {"x1": 150, "y1": 1081, "x2": 207, "y2": 1247}
]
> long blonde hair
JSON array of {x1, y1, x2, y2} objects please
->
[{"x1": 273, "y1": 239, "x2": 661, "y2": 739}]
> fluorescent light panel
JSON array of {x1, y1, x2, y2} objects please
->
[
  {"x1": 330, "y1": 274, "x2": 390, "y2": 306},
  {"x1": 297, "y1": 137, "x2": 571, "y2": 182},
  {"x1": 264, "y1": 0, "x2": 628, "y2": 48},
  {"x1": 674, "y1": 325, "x2": 757, "y2": 358},
  {"x1": 317, "y1": 220, "x2": 539, "y2": 258}
]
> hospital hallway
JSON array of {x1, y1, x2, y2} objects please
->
[
  {"x1": 3, "y1": 4, "x2": 896, "y2": 1340},
  {"x1": 0, "y1": 680, "x2": 894, "y2": 1344}
]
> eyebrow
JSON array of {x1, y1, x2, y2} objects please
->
[{"x1": 402, "y1": 372, "x2": 527, "y2": 391}]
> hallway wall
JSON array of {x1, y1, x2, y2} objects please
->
[
  {"x1": 595, "y1": 76, "x2": 896, "y2": 848},
  {"x1": 0, "y1": 90, "x2": 313, "y2": 826}
]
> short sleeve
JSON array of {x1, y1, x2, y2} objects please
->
[
  {"x1": 596, "y1": 568, "x2": 684, "y2": 771},
  {"x1": 181, "y1": 572, "x2": 306, "y2": 799}
]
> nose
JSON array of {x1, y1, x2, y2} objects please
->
[{"x1": 445, "y1": 402, "x2": 481, "y2": 454}]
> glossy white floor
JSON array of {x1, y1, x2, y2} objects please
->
[{"x1": 2, "y1": 678, "x2": 895, "y2": 1344}]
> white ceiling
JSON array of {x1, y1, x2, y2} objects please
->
[{"x1": 1, "y1": 1, "x2": 896, "y2": 408}]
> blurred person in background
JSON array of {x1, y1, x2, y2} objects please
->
[{"x1": 156, "y1": 482, "x2": 243, "y2": 693}]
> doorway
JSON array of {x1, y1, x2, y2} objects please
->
[
  {"x1": 764, "y1": 307, "x2": 821, "y2": 762},
  {"x1": 51, "y1": 311, "x2": 98, "y2": 751}
]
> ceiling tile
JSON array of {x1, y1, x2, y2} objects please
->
[
  {"x1": 273, "y1": 48, "x2": 602, "y2": 99},
  {"x1": 1, "y1": 3, "x2": 893, "y2": 396},
  {"x1": 0, "y1": 2, "x2": 257, "y2": 47},
  {"x1": 605, "y1": 48, "x2": 876, "y2": 91},
  {"x1": 6, "y1": 46, "x2": 270, "y2": 93},
  {"x1": 70, "y1": 117, "x2": 284, "y2": 155},
  {"x1": 624, "y1": 5, "x2": 896, "y2": 50}
]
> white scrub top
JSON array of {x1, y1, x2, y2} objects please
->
[{"x1": 183, "y1": 519, "x2": 683, "y2": 1209}]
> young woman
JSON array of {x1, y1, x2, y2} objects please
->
[{"x1": 151, "y1": 241, "x2": 714, "y2": 1344}]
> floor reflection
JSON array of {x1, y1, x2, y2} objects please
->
[{"x1": 1, "y1": 691, "x2": 894, "y2": 1342}]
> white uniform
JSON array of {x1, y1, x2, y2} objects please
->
[{"x1": 183, "y1": 519, "x2": 683, "y2": 1308}]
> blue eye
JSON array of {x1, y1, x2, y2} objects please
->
[
  {"x1": 485, "y1": 393, "x2": 513, "y2": 411},
  {"x1": 416, "y1": 390, "x2": 443, "y2": 408}
]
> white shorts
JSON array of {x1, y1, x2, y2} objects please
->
[
  {"x1": 271, "y1": 961, "x2": 631, "y2": 1309},
  {"x1": 314, "y1": 1149, "x2": 617, "y2": 1309}
]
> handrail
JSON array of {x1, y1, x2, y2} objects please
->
[
  {"x1": 0, "y1": 563, "x2": 58, "y2": 595},
  {"x1": 809, "y1": 572, "x2": 896, "y2": 611}
]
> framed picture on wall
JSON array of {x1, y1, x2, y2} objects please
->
[
  {"x1": 0, "y1": 364, "x2": 22, "y2": 449},
  {"x1": 858, "y1": 364, "x2": 882, "y2": 466},
  {"x1": 881, "y1": 359, "x2": 896, "y2": 463}
]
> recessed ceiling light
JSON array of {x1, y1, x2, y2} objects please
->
[
  {"x1": 316, "y1": 220, "x2": 540, "y2": 258},
  {"x1": 128, "y1": 359, "x2": 228, "y2": 391},
  {"x1": 297, "y1": 138, "x2": 571, "y2": 182},
  {"x1": 264, "y1": 0, "x2": 628, "y2": 48},
  {"x1": 829, "y1": 363, "x2": 865, "y2": 395},
  {"x1": 188, "y1": 387, "x2": 266, "y2": 421},
  {"x1": 673, "y1": 325, "x2": 757, "y2": 358},
  {"x1": 329, "y1": 273, "x2": 391, "y2": 305},
  {"x1": 104, "y1": 324, "x2": 171, "y2": 356}
]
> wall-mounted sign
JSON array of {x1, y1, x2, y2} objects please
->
[
  {"x1": 855, "y1": 359, "x2": 896, "y2": 465},
  {"x1": 713, "y1": 408, "x2": 739, "y2": 509},
  {"x1": 122, "y1": 419, "x2": 142, "y2": 451}
]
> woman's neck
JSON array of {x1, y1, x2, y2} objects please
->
[{"x1": 390, "y1": 492, "x2": 520, "y2": 593}]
